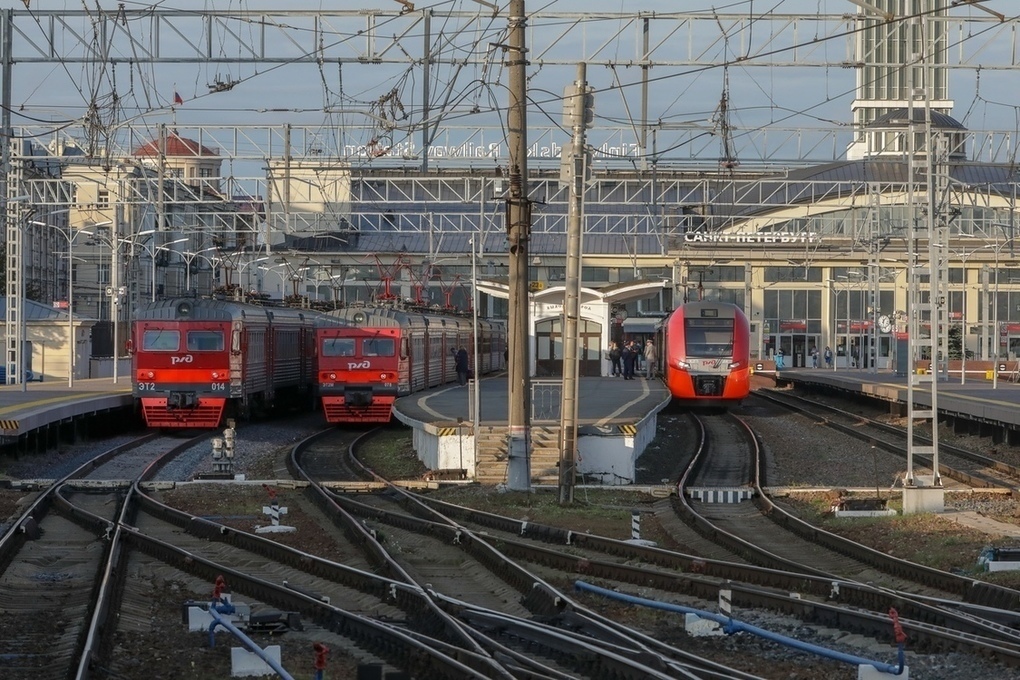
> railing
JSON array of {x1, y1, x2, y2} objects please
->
[{"x1": 531, "y1": 379, "x2": 562, "y2": 423}]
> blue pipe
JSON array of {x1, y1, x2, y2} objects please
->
[
  {"x1": 207, "y1": 600, "x2": 295, "y2": 680},
  {"x1": 575, "y1": 580, "x2": 905, "y2": 676}
]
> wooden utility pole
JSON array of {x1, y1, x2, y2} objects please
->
[{"x1": 505, "y1": 0, "x2": 531, "y2": 491}]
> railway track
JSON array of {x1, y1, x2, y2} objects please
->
[
  {"x1": 0, "y1": 433, "x2": 207, "y2": 679},
  {"x1": 752, "y1": 388, "x2": 1020, "y2": 490},
  {"x1": 302, "y1": 425, "x2": 1020, "y2": 676},
  {"x1": 8, "y1": 405, "x2": 1020, "y2": 678}
]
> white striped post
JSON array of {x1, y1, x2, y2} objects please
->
[
  {"x1": 631, "y1": 510, "x2": 641, "y2": 540},
  {"x1": 719, "y1": 588, "x2": 732, "y2": 619}
]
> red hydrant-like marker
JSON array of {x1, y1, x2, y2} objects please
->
[
  {"x1": 313, "y1": 642, "x2": 329, "y2": 679},
  {"x1": 889, "y1": 607, "x2": 908, "y2": 644},
  {"x1": 212, "y1": 575, "x2": 228, "y2": 602}
]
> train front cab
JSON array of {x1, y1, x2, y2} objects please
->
[
  {"x1": 319, "y1": 327, "x2": 402, "y2": 424},
  {"x1": 132, "y1": 319, "x2": 232, "y2": 428},
  {"x1": 666, "y1": 303, "x2": 750, "y2": 407}
]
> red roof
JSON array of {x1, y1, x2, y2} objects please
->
[{"x1": 134, "y1": 133, "x2": 219, "y2": 158}]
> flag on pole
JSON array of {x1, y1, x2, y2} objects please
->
[{"x1": 173, "y1": 91, "x2": 184, "y2": 106}]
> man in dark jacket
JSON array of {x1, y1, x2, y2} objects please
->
[
  {"x1": 455, "y1": 346, "x2": 469, "y2": 385},
  {"x1": 621, "y1": 341, "x2": 638, "y2": 379}
]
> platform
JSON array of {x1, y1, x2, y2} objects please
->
[
  {"x1": 772, "y1": 367, "x2": 1020, "y2": 443},
  {"x1": 392, "y1": 375, "x2": 671, "y2": 485},
  {"x1": 0, "y1": 378, "x2": 134, "y2": 450}
]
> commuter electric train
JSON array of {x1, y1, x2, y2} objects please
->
[
  {"x1": 317, "y1": 306, "x2": 507, "y2": 424},
  {"x1": 656, "y1": 300, "x2": 750, "y2": 407},
  {"x1": 131, "y1": 298, "x2": 329, "y2": 428}
]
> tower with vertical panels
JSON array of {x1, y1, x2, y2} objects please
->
[{"x1": 848, "y1": 0, "x2": 952, "y2": 161}]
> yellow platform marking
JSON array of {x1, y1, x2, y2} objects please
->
[
  {"x1": 0, "y1": 390, "x2": 131, "y2": 417},
  {"x1": 0, "y1": 419, "x2": 19, "y2": 432}
]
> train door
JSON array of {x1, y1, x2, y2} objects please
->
[{"x1": 790, "y1": 336, "x2": 806, "y2": 368}]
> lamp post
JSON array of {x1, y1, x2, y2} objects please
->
[
  {"x1": 826, "y1": 278, "x2": 840, "y2": 370},
  {"x1": 987, "y1": 227, "x2": 1017, "y2": 390},
  {"x1": 30, "y1": 220, "x2": 97, "y2": 387},
  {"x1": 948, "y1": 243, "x2": 993, "y2": 385},
  {"x1": 125, "y1": 232, "x2": 187, "y2": 302},
  {"x1": 470, "y1": 236, "x2": 480, "y2": 443},
  {"x1": 178, "y1": 246, "x2": 217, "y2": 293}
]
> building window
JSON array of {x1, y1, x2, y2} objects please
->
[
  {"x1": 98, "y1": 263, "x2": 110, "y2": 285},
  {"x1": 97, "y1": 189, "x2": 110, "y2": 208}
]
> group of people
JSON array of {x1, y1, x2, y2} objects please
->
[
  {"x1": 606, "y1": 339, "x2": 657, "y2": 380},
  {"x1": 778, "y1": 345, "x2": 836, "y2": 369}
]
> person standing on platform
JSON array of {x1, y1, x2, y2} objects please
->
[
  {"x1": 644, "y1": 339, "x2": 658, "y2": 379},
  {"x1": 454, "y1": 346, "x2": 469, "y2": 385},
  {"x1": 810, "y1": 346, "x2": 818, "y2": 368},
  {"x1": 775, "y1": 347, "x2": 785, "y2": 370},
  {"x1": 621, "y1": 341, "x2": 637, "y2": 379},
  {"x1": 824, "y1": 346, "x2": 833, "y2": 368},
  {"x1": 608, "y1": 341, "x2": 622, "y2": 377}
]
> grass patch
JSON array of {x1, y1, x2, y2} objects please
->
[
  {"x1": 431, "y1": 486, "x2": 659, "y2": 539},
  {"x1": 356, "y1": 425, "x2": 428, "y2": 479}
]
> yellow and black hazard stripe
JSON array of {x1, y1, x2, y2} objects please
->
[
  {"x1": 0, "y1": 419, "x2": 20, "y2": 432},
  {"x1": 437, "y1": 427, "x2": 459, "y2": 436},
  {"x1": 618, "y1": 424, "x2": 637, "y2": 436}
]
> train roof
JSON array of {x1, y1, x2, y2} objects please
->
[
  {"x1": 133, "y1": 298, "x2": 324, "y2": 323},
  {"x1": 327, "y1": 305, "x2": 498, "y2": 330}
]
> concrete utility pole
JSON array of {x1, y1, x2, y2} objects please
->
[
  {"x1": 559, "y1": 62, "x2": 591, "y2": 504},
  {"x1": 506, "y1": 0, "x2": 532, "y2": 491}
]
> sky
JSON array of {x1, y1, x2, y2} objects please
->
[{"x1": 6, "y1": 1, "x2": 1020, "y2": 173}]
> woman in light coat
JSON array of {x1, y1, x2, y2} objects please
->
[{"x1": 644, "y1": 339, "x2": 658, "y2": 379}]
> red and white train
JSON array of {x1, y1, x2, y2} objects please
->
[
  {"x1": 655, "y1": 300, "x2": 750, "y2": 407},
  {"x1": 317, "y1": 306, "x2": 506, "y2": 424},
  {"x1": 131, "y1": 298, "x2": 333, "y2": 428}
]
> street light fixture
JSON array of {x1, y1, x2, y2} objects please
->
[
  {"x1": 178, "y1": 246, "x2": 218, "y2": 292},
  {"x1": 122, "y1": 234, "x2": 188, "y2": 301}
]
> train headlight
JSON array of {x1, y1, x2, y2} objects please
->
[
  {"x1": 676, "y1": 359, "x2": 691, "y2": 370},
  {"x1": 329, "y1": 372, "x2": 336, "y2": 380},
  {"x1": 379, "y1": 373, "x2": 386, "y2": 379},
  {"x1": 147, "y1": 371, "x2": 154, "y2": 379},
  {"x1": 212, "y1": 371, "x2": 219, "y2": 379},
  {"x1": 728, "y1": 361, "x2": 741, "y2": 369}
]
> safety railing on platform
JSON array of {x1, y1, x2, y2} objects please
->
[{"x1": 531, "y1": 379, "x2": 562, "y2": 423}]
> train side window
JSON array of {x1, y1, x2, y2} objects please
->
[
  {"x1": 142, "y1": 329, "x2": 180, "y2": 351},
  {"x1": 187, "y1": 331, "x2": 224, "y2": 351},
  {"x1": 322, "y1": 338, "x2": 356, "y2": 357},
  {"x1": 363, "y1": 337, "x2": 395, "y2": 357}
]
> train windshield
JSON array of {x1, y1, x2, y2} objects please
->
[
  {"x1": 142, "y1": 329, "x2": 180, "y2": 351},
  {"x1": 322, "y1": 338, "x2": 356, "y2": 357},
  {"x1": 363, "y1": 337, "x2": 396, "y2": 357},
  {"x1": 187, "y1": 331, "x2": 224, "y2": 351},
  {"x1": 684, "y1": 319, "x2": 734, "y2": 358}
]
